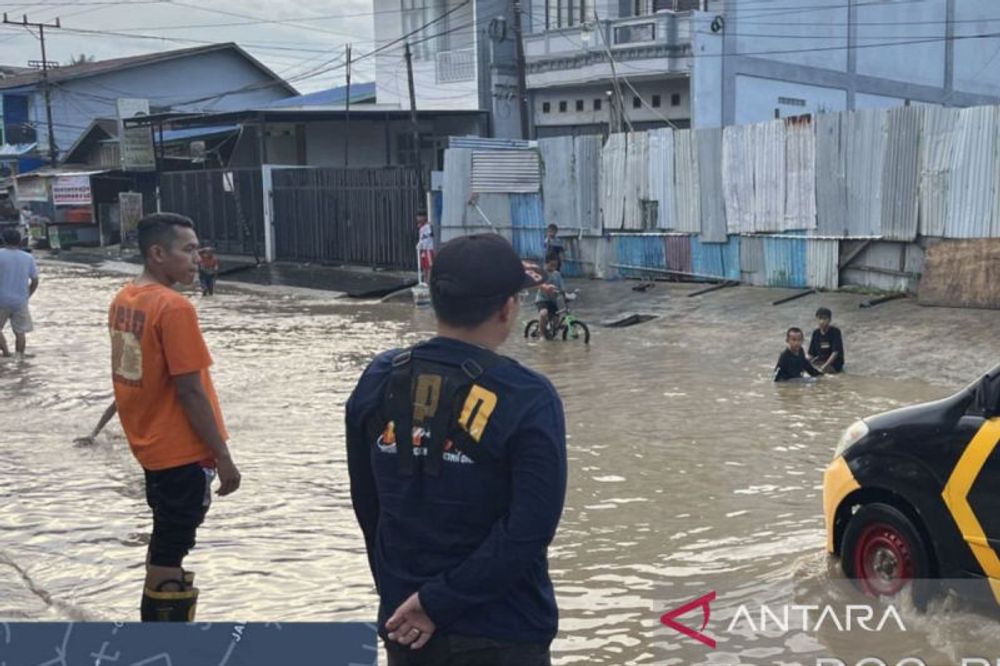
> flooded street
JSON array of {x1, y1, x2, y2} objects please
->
[{"x1": 4, "y1": 260, "x2": 1000, "y2": 665}]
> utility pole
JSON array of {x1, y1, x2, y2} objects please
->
[
  {"x1": 343, "y1": 43, "x2": 352, "y2": 167},
  {"x1": 403, "y1": 41, "x2": 425, "y2": 207},
  {"x1": 512, "y1": 0, "x2": 530, "y2": 140},
  {"x1": 4, "y1": 13, "x2": 60, "y2": 165}
]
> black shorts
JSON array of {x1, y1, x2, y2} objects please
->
[
  {"x1": 144, "y1": 462, "x2": 214, "y2": 567},
  {"x1": 537, "y1": 301, "x2": 558, "y2": 317}
]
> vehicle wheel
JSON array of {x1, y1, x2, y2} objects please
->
[
  {"x1": 562, "y1": 321, "x2": 590, "y2": 344},
  {"x1": 841, "y1": 503, "x2": 930, "y2": 599},
  {"x1": 524, "y1": 320, "x2": 541, "y2": 339}
]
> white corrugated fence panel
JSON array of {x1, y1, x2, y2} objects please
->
[
  {"x1": 441, "y1": 148, "x2": 472, "y2": 241},
  {"x1": 601, "y1": 133, "x2": 627, "y2": 230},
  {"x1": 471, "y1": 150, "x2": 540, "y2": 193},
  {"x1": 993, "y1": 110, "x2": 1000, "y2": 238},
  {"x1": 623, "y1": 132, "x2": 649, "y2": 230},
  {"x1": 472, "y1": 193, "x2": 513, "y2": 236},
  {"x1": 723, "y1": 124, "x2": 754, "y2": 234},
  {"x1": 449, "y1": 136, "x2": 532, "y2": 151},
  {"x1": 918, "y1": 106, "x2": 956, "y2": 238},
  {"x1": 539, "y1": 137, "x2": 576, "y2": 230},
  {"x1": 815, "y1": 112, "x2": 848, "y2": 236},
  {"x1": 697, "y1": 128, "x2": 728, "y2": 242},
  {"x1": 845, "y1": 108, "x2": 887, "y2": 237},
  {"x1": 880, "y1": 106, "x2": 922, "y2": 241},
  {"x1": 575, "y1": 136, "x2": 602, "y2": 232},
  {"x1": 673, "y1": 129, "x2": 701, "y2": 233},
  {"x1": 784, "y1": 116, "x2": 817, "y2": 231},
  {"x1": 806, "y1": 238, "x2": 839, "y2": 290},
  {"x1": 945, "y1": 105, "x2": 997, "y2": 238},
  {"x1": 740, "y1": 234, "x2": 766, "y2": 286},
  {"x1": 751, "y1": 120, "x2": 786, "y2": 232},
  {"x1": 648, "y1": 128, "x2": 676, "y2": 230}
]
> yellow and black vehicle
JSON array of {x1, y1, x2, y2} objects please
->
[{"x1": 824, "y1": 366, "x2": 1000, "y2": 604}]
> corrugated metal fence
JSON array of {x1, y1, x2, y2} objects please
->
[{"x1": 437, "y1": 103, "x2": 1000, "y2": 290}]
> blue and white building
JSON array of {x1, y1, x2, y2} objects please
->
[{"x1": 522, "y1": 0, "x2": 1000, "y2": 136}]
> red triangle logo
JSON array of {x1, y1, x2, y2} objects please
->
[{"x1": 660, "y1": 591, "x2": 717, "y2": 649}]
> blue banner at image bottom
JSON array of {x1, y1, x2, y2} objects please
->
[{"x1": 0, "y1": 622, "x2": 378, "y2": 666}]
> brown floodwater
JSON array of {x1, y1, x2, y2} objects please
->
[{"x1": 2, "y1": 260, "x2": 999, "y2": 665}]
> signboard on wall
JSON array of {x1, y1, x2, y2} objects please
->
[
  {"x1": 14, "y1": 176, "x2": 48, "y2": 203},
  {"x1": 52, "y1": 175, "x2": 92, "y2": 206},
  {"x1": 119, "y1": 192, "x2": 143, "y2": 246},
  {"x1": 117, "y1": 98, "x2": 156, "y2": 171}
]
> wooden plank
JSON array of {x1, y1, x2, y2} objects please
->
[
  {"x1": 918, "y1": 239, "x2": 1000, "y2": 309},
  {"x1": 838, "y1": 238, "x2": 873, "y2": 269}
]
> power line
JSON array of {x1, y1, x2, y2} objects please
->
[
  {"x1": 736, "y1": 17, "x2": 1000, "y2": 27},
  {"x1": 686, "y1": 28, "x2": 1000, "y2": 58},
  {"x1": 162, "y1": 0, "x2": 369, "y2": 40},
  {"x1": 733, "y1": 0, "x2": 936, "y2": 22},
  {"x1": 110, "y1": 5, "x2": 422, "y2": 32},
  {"x1": 0, "y1": 1, "x2": 166, "y2": 6},
  {"x1": 46, "y1": 25, "x2": 349, "y2": 55},
  {"x1": 44, "y1": 8, "x2": 482, "y2": 112}
]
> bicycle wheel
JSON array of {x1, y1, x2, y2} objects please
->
[
  {"x1": 562, "y1": 320, "x2": 590, "y2": 344},
  {"x1": 524, "y1": 320, "x2": 541, "y2": 339}
]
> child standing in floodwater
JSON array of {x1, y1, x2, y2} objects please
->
[
  {"x1": 198, "y1": 248, "x2": 219, "y2": 296},
  {"x1": 774, "y1": 327, "x2": 823, "y2": 382},
  {"x1": 808, "y1": 307, "x2": 845, "y2": 373}
]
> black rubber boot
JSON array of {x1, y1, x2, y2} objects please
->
[{"x1": 140, "y1": 576, "x2": 199, "y2": 622}]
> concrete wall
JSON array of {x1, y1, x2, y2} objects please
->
[
  {"x1": 732, "y1": 76, "x2": 847, "y2": 125},
  {"x1": 717, "y1": 0, "x2": 1000, "y2": 126},
  {"x1": 33, "y1": 48, "x2": 291, "y2": 160},
  {"x1": 691, "y1": 10, "x2": 723, "y2": 128},
  {"x1": 732, "y1": 0, "x2": 849, "y2": 72},
  {"x1": 953, "y1": 1, "x2": 1000, "y2": 98}
]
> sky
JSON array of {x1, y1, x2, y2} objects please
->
[{"x1": 0, "y1": 0, "x2": 378, "y2": 94}]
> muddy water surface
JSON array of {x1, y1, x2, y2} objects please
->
[{"x1": 2, "y1": 262, "x2": 999, "y2": 665}]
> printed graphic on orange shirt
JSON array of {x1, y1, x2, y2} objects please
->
[{"x1": 110, "y1": 305, "x2": 145, "y2": 387}]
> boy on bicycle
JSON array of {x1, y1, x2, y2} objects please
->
[{"x1": 536, "y1": 253, "x2": 565, "y2": 339}]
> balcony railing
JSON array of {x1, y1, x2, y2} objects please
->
[{"x1": 525, "y1": 12, "x2": 691, "y2": 55}]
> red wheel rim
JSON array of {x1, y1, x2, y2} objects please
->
[{"x1": 852, "y1": 521, "x2": 915, "y2": 596}]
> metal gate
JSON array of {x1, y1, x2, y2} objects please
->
[
  {"x1": 272, "y1": 167, "x2": 419, "y2": 269},
  {"x1": 160, "y1": 169, "x2": 264, "y2": 258}
]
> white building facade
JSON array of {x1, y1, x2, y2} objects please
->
[
  {"x1": 373, "y1": 0, "x2": 525, "y2": 138},
  {"x1": 521, "y1": 0, "x2": 1000, "y2": 136}
]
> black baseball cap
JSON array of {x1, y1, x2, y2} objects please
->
[{"x1": 431, "y1": 233, "x2": 545, "y2": 299}]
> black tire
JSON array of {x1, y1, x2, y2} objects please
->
[
  {"x1": 524, "y1": 320, "x2": 541, "y2": 339},
  {"x1": 841, "y1": 502, "x2": 932, "y2": 604},
  {"x1": 561, "y1": 320, "x2": 590, "y2": 344}
]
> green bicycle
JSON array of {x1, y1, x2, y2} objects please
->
[{"x1": 524, "y1": 290, "x2": 590, "y2": 344}]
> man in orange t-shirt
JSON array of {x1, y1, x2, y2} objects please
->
[{"x1": 109, "y1": 212, "x2": 241, "y2": 622}]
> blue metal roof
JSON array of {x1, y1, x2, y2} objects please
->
[
  {"x1": 268, "y1": 81, "x2": 376, "y2": 108},
  {"x1": 160, "y1": 125, "x2": 240, "y2": 143}
]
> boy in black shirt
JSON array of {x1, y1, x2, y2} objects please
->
[
  {"x1": 808, "y1": 307, "x2": 845, "y2": 373},
  {"x1": 774, "y1": 327, "x2": 822, "y2": 382}
]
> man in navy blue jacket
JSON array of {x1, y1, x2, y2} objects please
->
[{"x1": 346, "y1": 234, "x2": 567, "y2": 665}]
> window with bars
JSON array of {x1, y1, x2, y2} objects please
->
[
  {"x1": 546, "y1": 0, "x2": 593, "y2": 30},
  {"x1": 645, "y1": 0, "x2": 702, "y2": 13},
  {"x1": 401, "y1": 0, "x2": 450, "y2": 60}
]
